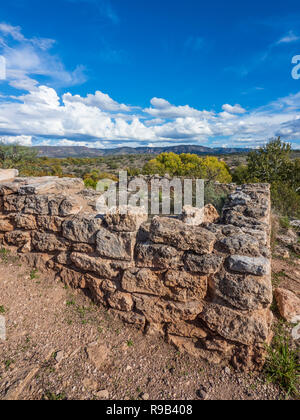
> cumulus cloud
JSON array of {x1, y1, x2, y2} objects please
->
[
  {"x1": 222, "y1": 104, "x2": 247, "y2": 114},
  {"x1": 62, "y1": 91, "x2": 132, "y2": 112},
  {"x1": 145, "y1": 97, "x2": 213, "y2": 119},
  {"x1": 0, "y1": 135, "x2": 32, "y2": 146}
]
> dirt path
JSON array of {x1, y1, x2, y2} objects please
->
[{"x1": 0, "y1": 254, "x2": 285, "y2": 401}]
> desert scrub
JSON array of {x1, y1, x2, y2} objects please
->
[{"x1": 265, "y1": 323, "x2": 300, "y2": 397}]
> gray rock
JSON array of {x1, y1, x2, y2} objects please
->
[
  {"x1": 150, "y1": 217, "x2": 216, "y2": 254},
  {"x1": 227, "y1": 255, "x2": 270, "y2": 276},
  {"x1": 185, "y1": 254, "x2": 223, "y2": 274},
  {"x1": 62, "y1": 214, "x2": 103, "y2": 244},
  {"x1": 135, "y1": 242, "x2": 184, "y2": 269},
  {"x1": 96, "y1": 228, "x2": 135, "y2": 261}
]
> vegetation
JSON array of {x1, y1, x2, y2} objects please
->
[
  {"x1": 143, "y1": 152, "x2": 232, "y2": 183},
  {"x1": 232, "y1": 138, "x2": 300, "y2": 218},
  {"x1": 265, "y1": 323, "x2": 299, "y2": 397},
  {"x1": 1, "y1": 138, "x2": 299, "y2": 218}
]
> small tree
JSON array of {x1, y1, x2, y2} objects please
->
[
  {"x1": 247, "y1": 137, "x2": 292, "y2": 183},
  {"x1": 0, "y1": 144, "x2": 38, "y2": 169}
]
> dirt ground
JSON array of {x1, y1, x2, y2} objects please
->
[{"x1": 0, "y1": 254, "x2": 294, "y2": 401}]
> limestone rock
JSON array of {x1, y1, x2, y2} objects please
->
[
  {"x1": 96, "y1": 228, "x2": 135, "y2": 261},
  {"x1": 210, "y1": 270, "x2": 272, "y2": 311},
  {"x1": 5, "y1": 230, "x2": 31, "y2": 252},
  {"x1": 36, "y1": 216, "x2": 63, "y2": 232},
  {"x1": 70, "y1": 252, "x2": 121, "y2": 279},
  {"x1": 200, "y1": 302, "x2": 273, "y2": 346},
  {"x1": 104, "y1": 205, "x2": 148, "y2": 232},
  {"x1": 0, "y1": 215, "x2": 14, "y2": 232},
  {"x1": 167, "y1": 320, "x2": 208, "y2": 339},
  {"x1": 108, "y1": 291, "x2": 134, "y2": 312},
  {"x1": 227, "y1": 255, "x2": 270, "y2": 276},
  {"x1": 150, "y1": 217, "x2": 216, "y2": 254},
  {"x1": 135, "y1": 242, "x2": 184, "y2": 269},
  {"x1": 133, "y1": 294, "x2": 203, "y2": 324},
  {"x1": 122, "y1": 268, "x2": 166, "y2": 296},
  {"x1": 59, "y1": 267, "x2": 87, "y2": 289},
  {"x1": 0, "y1": 169, "x2": 18, "y2": 181},
  {"x1": 18, "y1": 177, "x2": 84, "y2": 195},
  {"x1": 203, "y1": 204, "x2": 220, "y2": 224},
  {"x1": 274, "y1": 288, "x2": 300, "y2": 322},
  {"x1": 164, "y1": 270, "x2": 208, "y2": 302},
  {"x1": 59, "y1": 196, "x2": 83, "y2": 216},
  {"x1": 185, "y1": 254, "x2": 223, "y2": 274},
  {"x1": 14, "y1": 214, "x2": 37, "y2": 230},
  {"x1": 62, "y1": 214, "x2": 103, "y2": 244},
  {"x1": 32, "y1": 232, "x2": 69, "y2": 252},
  {"x1": 181, "y1": 206, "x2": 204, "y2": 226},
  {"x1": 215, "y1": 234, "x2": 262, "y2": 257}
]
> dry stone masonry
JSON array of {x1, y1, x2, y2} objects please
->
[{"x1": 0, "y1": 170, "x2": 273, "y2": 370}]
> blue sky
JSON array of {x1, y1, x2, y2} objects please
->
[{"x1": 0, "y1": 0, "x2": 300, "y2": 149}]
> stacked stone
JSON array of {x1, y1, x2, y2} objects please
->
[{"x1": 0, "y1": 171, "x2": 273, "y2": 370}]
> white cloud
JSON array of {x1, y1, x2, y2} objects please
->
[
  {"x1": 277, "y1": 30, "x2": 300, "y2": 44},
  {"x1": 222, "y1": 104, "x2": 247, "y2": 114},
  {"x1": 0, "y1": 135, "x2": 32, "y2": 146},
  {"x1": 145, "y1": 97, "x2": 213, "y2": 119},
  {"x1": 63, "y1": 91, "x2": 132, "y2": 112},
  {"x1": 0, "y1": 23, "x2": 86, "y2": 90}
]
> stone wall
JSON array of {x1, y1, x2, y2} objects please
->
[{"x1": 0, "y1": 171, "x2": 273, "y2": 370}]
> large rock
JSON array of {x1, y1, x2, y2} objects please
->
[
  {"x1": 0, "y1": 169, "x2": 18, "y2": 181},
  {"x1": 0, "y1": 215, "x2": 14, "y2": 232},
  {"x1": 36, "y1": 216, "x2": 63, "y2": 232},
  {"x1": 70, "y1": 252, "x2": 126, "y2": 279},
  {"x1": 62, "y1": 214, "x2": 103, "y2": 244},
  {"x1": 167, "y1": 320, "x2": 208, "y2": 339},
  {"x1": 215, "y1": 234, "x2": 262, "y2": 257},
  {"x1": 185, "y1": 253, "x2": 223, "y2": 274},
  {"x1": 210, "y1": 269, "x2": 272, "y2": 311},
  {"x1": 181, "y1": 206, "x2": 204, "y2": 226},
  {"x1": 227, "y1": 255, "x2": 270, "y2": 276},
  {"x1": 32, "y1": 232, "x2": 69, "y2": 252},
  {"x1": 150, "y1": 217, "x2": 216, "y2": 254},
  {"x1": 122, "y1": 268, "x2": 167, "y2": 296},
  {"x1": 164, "y1": 270, "x2": 208, "y2": 302},
  {"x1": 5, "y1": 230, "x2": 31, "y2": 253},
  {"x1": 18, "y1": 177, "x2": 84, "y2": 195},
  {"x1": 133, "y1": 294, "x2": 203, "y2": 324},
  {"x1": 107, "y1": 291, "x2": 134, "y2": 312},
  {"x1": 135, "y1": 242, "x2": 184, "y2": 269},
  {"x1": 200, "y1": 302, "x2": 273, "y2": 346},
  {"x1": 14, "y1": 214, "x2": 37, "y2": 230},
  {"x1": 104, "y1": 205, "x2": 148, "y2": 232},
  {"x1": 96, "y1": 228, "x2": 135, "y2": 261},
  {"x1": 274, "y1": 288, "x2": 300, "y2": 322},
  {"x1": 203, "y1": 204, "x2": 220, "y2": 224}
]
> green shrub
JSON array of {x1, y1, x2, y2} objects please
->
[{"x1": 265, "y1": 323, "x2": 300, "y2": 397}]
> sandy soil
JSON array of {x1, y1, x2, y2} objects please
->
[{"x1": 0, "y1": 253, "x2": 289, "y2": 401}]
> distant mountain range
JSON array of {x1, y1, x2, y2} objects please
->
[{"x1": 34, "y1": 145, "x2": 250, "y2": 158}]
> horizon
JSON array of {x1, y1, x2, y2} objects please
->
[{"x1": 0, "y1": 1, "x2": 300, "y2": 150}]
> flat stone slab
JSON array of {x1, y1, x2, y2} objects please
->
[{"x1": 0, "y1": 169, "x2": 19, "y2": 181}]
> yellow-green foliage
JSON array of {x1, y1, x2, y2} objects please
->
[
  {"x1": 143, "y1": 152, "x2": 232, "y2": 183},
  {"x1": 83, "y1": 171, "x2": 118, "y2": 189}
]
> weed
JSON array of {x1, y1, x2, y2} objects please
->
[
  {"x1": 0, "y1": 305, "x2": 5, "y2": 314},
  {"x1": 30, "y1": 269, "x2": 39, "y2": 280},
  {"x1": 127, "y1": 339, "x2": 134, "y2": 347},
  {"x1": 265, "y1": 323, "x2": 300, "y2": 397}
]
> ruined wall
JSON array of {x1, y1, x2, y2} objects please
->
[{"x1": 0, "y1": 171, "x2": 273, "y2": 370}]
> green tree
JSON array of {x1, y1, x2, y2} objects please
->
[
  {"x1": 0, "y1": 144, "x2": 38, "y2": 169},
  {"x1": 247, "y1": 137, "x2": 292, "y2": 183}
]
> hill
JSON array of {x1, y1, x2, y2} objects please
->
[{"x1": 33, "y1": 145, "x2": 250, "y2": 158}]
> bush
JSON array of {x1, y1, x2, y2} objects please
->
[
  {"x1": 271, "y1": 182, "x2": 300, "y2": 219},
  {"x1": 143, "y1": 152, "x2": 232, "y2": 183}
]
